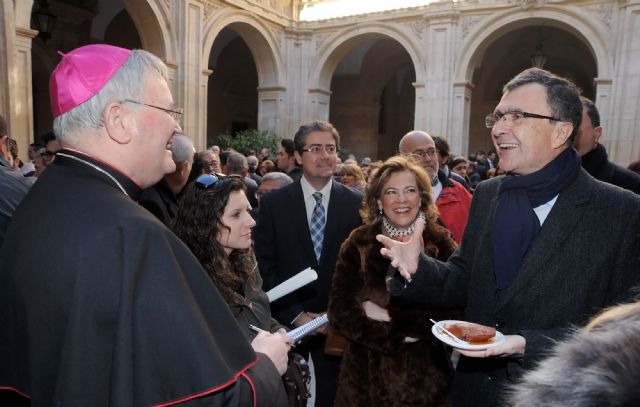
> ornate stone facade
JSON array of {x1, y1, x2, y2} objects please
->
[{"x1": 2, "y1": 0, "x2": 639, "y2": 165}]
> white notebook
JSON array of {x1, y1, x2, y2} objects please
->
[{"x1": 287, "y1": 314, "x2": 329, "y2": 342}]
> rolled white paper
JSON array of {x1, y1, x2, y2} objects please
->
[{"x1": 266, "y1": 267, "x2": 318, "y2": 303}]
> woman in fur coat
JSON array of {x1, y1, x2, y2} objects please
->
[{"x1": 329, "y1": 156, "x2": 459, "y2": 407}]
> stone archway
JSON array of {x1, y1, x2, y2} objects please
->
[
  {"x1": 328, "y1": 37, "x2": 416, "y2": 161},
  {"x1": 29, "y1": 0, "x2": 169, "y2": 139},
  {"x1": 206, "y1": 26, "x2": 260, "y2": 143},
  {"x1": 468, "y1": 23, "x2": 597, "y2": 155},
  {"x1": 452, "y1": 8, "x2": 612, "y2": 158},
  {"x1": 121, "y1": 0, "x2": 175, "y2": 62},
  {"x1": 309, "y1": 23, "x2": 423, "y2": 160},
  {"x1": 202, "y1": 10, "x2": 283, "y2": 144},
  {"x1": 311, "y1": 22, "x2": 424, "y2": 92}
]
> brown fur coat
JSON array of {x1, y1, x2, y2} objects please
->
[{"x1": 328, "y1": 221, "x2": 460, "y2": 407}]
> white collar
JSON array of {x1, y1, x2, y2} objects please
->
[{"x1": 300, "y1": 176, "x2": 333, "y2": 202}]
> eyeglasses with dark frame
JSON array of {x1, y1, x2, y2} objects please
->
[
  {"x1": 122, "y1": 99, "x2": 184, "y2": 122},
  {"x1": 299, "y1": 145, "x2": 338, "y2": 155},
  {"x1": 485, "y1": 110, "x2": 563, "y2": 128},
  {"x1": 408, "y1": 148, "x2": 437, "y2": 158}
]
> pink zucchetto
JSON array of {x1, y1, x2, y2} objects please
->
[{"x1": 49, "y1": 44, "x2": 132, "y2": 118}]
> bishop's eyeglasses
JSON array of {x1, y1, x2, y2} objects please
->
[{"x1": 122, "y1": 99, "x2": 183, "y2": 122}]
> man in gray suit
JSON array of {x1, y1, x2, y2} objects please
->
[{"x1": 377, "y1": 68, "x2": 640, "y2": 406}]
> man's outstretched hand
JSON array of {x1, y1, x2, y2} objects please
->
[{"x1": 376, "y1": 218, "x2": 425, "y2": 280}]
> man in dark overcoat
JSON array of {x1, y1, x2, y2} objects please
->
[{"x1": 378, "y1": 68, "x2": 640, "y2": 406}]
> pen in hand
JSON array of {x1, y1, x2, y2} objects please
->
[
  {"x1": 249, "y1": 324, "x2": 295, "y2": 347},
  {"x1": 249, "y1": 324, "x2": 267, "y2": 334}
]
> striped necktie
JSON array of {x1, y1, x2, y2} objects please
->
[{"x1": 309, "y1": 192, "x2": 325, "y2": 262}]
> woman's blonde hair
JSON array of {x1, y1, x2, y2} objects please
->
[
  {"x1": 339, "y1": 163, "x2": 365, "y2": 181},
  {"x1": 585, "y1": 300, "x2": 640, "y2": 331}
]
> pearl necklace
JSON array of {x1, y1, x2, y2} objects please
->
[{"x1": 382, "y1": 212, "x2": 426, "y2": 239}]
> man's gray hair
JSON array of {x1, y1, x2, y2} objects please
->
[
  {"x1": 170, "y1": 133, "x2": 194, "y2": 165},
  {"x1": 226, "y1": 152, "x2": 248, "y2": 175},
  {"x1": 261, "y1": 171, "x2": 293, "y2": 188},
  {"x1": 247, "y1": 155, "x2": 258, "y2": 169},
  {"x1": 53, "y1": 49, "x2": 168, "y2": 144}
]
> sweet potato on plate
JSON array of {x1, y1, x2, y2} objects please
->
[{"x1": 447, "y1": 322, "x2": 496, "y2": 343}]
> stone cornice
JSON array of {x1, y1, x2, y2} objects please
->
[
  {"x1": 257, "y1": 85, "x2": 287, "y2": 92},
  {"x1": 16, "y1": 27, "x2": 38, "y2": 39},
  {"x1": 308, "y1": 87, "x2": 331, "y2": 96},
  {"x1": 422, "y1": 10, "x2": 461, "y2": 24}
]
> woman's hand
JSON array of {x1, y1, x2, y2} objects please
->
[
  {"x1": 362, "y1": 300, "x2": 391, "y2": 322},
  {"x1": 251, "y1": 331, "x2": 291, "y2": 375},
  {"x1": 277, "y1": 328, "x2": 294, "y2": 346}
]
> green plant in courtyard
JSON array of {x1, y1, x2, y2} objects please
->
[{"x1": 217, "y1": 129, "x2": 281, "y2": 156}]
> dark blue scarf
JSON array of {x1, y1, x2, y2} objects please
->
[{"x1": 493, "y1": 147, "x2": 581, "y2": 293}]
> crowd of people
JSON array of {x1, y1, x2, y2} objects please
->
[{"x1": 1, "y1": 43, "x2": 640, "y2": 407}]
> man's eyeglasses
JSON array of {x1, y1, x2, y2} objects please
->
[
  {"x1": 122, "y1": 99, "x2": 183, "y2": 122},
  {"x1": 299, "y1": 145, "x2": 338, "y2": 155},
  {"x1": 485, "y1": 111, "x2": 563, "y2": 128},
  {"x1": 409, "y1": 149, "x2": 437, "y2": 158}
]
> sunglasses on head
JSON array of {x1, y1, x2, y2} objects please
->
[
  {"x1": 195, "y1": 174, "x2": 219, "y2": 189},
  {"x1": 195, "y1": 174, "x2": 244, "y2": 190}
]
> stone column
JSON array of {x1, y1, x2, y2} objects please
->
[
  {"x1": 422, "y1": 9, "x2": 459, "y2": 137},
  {"x1": 307, "y1": 88, "x2": 331, "y2": 123},
  {"x1": 450, "y1": 81, "x2": 473, "y2": 157},
  {"x1": 11, "y1": 27, "x2": 38, "y2": 156},
  {"x1": 1, "y1": 1, "x2": 38, "y2": 159},
  {"x1": 282, "y1": 27, "x2": 312, "y2": 135},
  {"x1": 257, "y1": 85, "x2": 288, "y2": 137},
  {"x1": 413, "y1": 82, "x2": 427, "y2": 131},
  {"x1": 173, "y1": 0, "x2": 205, "y2": 149},
  {"x1": 604, "y1": 2, "x2": 640, "y2": 165},
  {"x1": 594, "y1": 77, "x2": 612, "y2": 129},
  {"x1": 198, "y1": 68, "x2": 213, "y2": 150}
]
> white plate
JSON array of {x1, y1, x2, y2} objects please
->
[{"x1": 431, "y1": 320, "x2": 505, "y2": 350}]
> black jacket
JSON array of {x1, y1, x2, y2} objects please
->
[
  {"x1": 581, "y1": 143, "x2": 640, "y2": 194},
  {"x1": 254, "y1": 180, "x2": 362, "y2": 324},
  {"x1": 138, "y1": 177, "x2": 179, "y2": 226},
  {"x1": 394, "y1": 169, "x2": 640, "y2": 406},
  {"x1": 0, "y1": 150, "x2": 286, "y2": 406}
]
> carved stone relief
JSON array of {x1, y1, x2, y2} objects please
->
[
  {"x1": 315, "y1": 32, "x2": 329, "y2": 51},
  {"x1": 508, "y1": 0, "x2": 549, "y2": 9},
  {"x1": 461, "y1": 15, "x2": 483, "y2": 40},
  {"x1": 203, "y1": 1, "x2": 221, "y2": 18},
  {"x1": 586, "y1": 3, "x2": 614, "y2": 29},
  {"x1": 404, "y1": 20, "x2": 425, "y2": 40}
]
